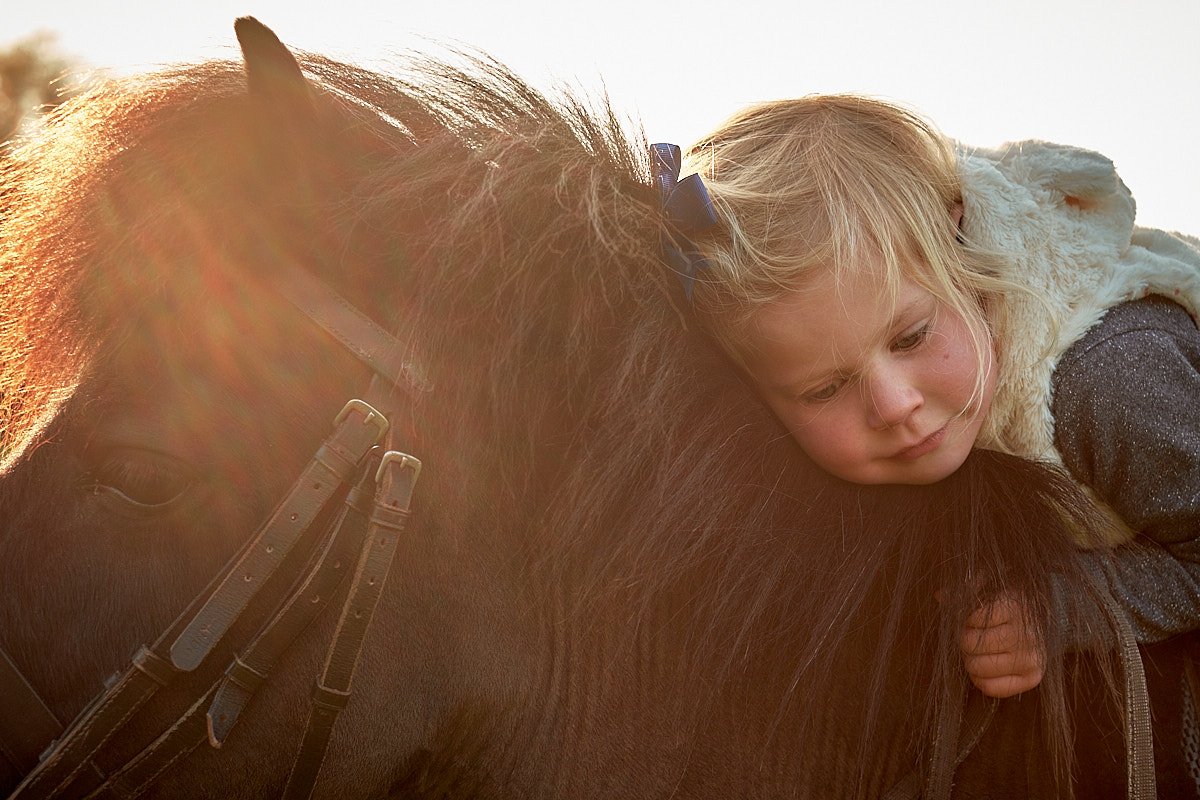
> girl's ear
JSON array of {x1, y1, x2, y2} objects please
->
[{"x1": 951, "y1": 202, "x2": 965, "y2": 245}]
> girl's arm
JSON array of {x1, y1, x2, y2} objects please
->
[{"x1": 1051, "y1": 295, "x2": 1200, "y2": 646}]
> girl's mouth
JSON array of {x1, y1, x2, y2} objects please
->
[{"x1": 894, "y1": 424, "x2": 948, "y2": 461}]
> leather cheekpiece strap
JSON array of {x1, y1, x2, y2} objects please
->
[
  {"x1": 273, "y1": 262, "x2": 432, "y2": 395},
  {"x1": 170, "y1": 400, "x2": 387, "y2": 672},
  {"x1": 81, "y1": 688, "x2": 217, "y2": 800},
  {"x1": 280, "y1": 450, "x2": 419, "y2": 800},
  {"x1": 206, "y1": 457, "x2": 379, "y2": 746},
  {"x1": 78, "y1": 454, "x2": 385, "y2": 800},
  {"x1": 130, "y1": 647, "x2": 175, "y2": 688},
  {"x1": 8, "y1": 401, "x2": 387, "y2": 800},
  {"x1": 223, "y1": 657, "x2": 267, "y2": 694}
]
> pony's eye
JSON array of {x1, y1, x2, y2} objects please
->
[{"x1": 82, "y1": 447, "x2": 195, "y2": 508}]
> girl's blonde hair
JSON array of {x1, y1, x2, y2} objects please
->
[{"x1": 683, "y1": 94, "x2": 1012, "y2": 412}]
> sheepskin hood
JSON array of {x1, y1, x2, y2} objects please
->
[
  {"x1": 958, "y1": 141, "x2": 1200, "y2": 544},
  {"x1": 961, "y1": 140, "x2": 1200, "y2": 462}
]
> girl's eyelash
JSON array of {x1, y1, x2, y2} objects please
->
[
  {"x1": 801, "y1": 379, "x2": 845, "y2": 404},
  {"x1": 893, "y1": 322, "x2": 932, "y2": 351}
]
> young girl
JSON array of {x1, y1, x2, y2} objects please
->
[{"x1": 663, "y1": 95, "x2": 1200, "y2": 700}]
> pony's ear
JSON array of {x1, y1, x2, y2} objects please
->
[{"x1": 234, "y1": 17, "x2": 313, "y2": 111}]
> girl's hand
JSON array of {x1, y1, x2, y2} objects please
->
[{"x1": 960, "y1": 593, "x2": 1045, "y2": 698}]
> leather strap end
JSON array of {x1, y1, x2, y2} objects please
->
[
  {"x1": 204, "y1": 701, "x2": 239, "y2": 750},
  {"x1": 206, "y1": 682, "x2": 253, "y2": 747}
]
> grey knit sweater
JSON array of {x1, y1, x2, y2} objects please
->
[{"x1": 1052, "y1": 295, "x2": 1200, "y2": 643}]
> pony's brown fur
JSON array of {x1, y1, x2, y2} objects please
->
[{"x1": 0, "y1": 41, "x2": 1120, "y2": 797}]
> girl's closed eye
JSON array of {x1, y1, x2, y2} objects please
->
[
  {"x1": 801, "y1": 378, "x2": 846, "y2": 404},
  {"x1": 893, "y1": 321, "x2": 932, "y2": 352}
]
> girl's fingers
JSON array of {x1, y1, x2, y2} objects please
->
[
  {"x1": 959, "y1": 593, "x2": 1045, "y2": 698},
  {"x1": 964, "y1": 595, "x2": 1024, "y2": 628},
  {"x1": 960, "y1": 622, "x2": 1024, "y2": 655},
  {"x1": 963, "y1": 650, "x2": 1043, "y2": 679},
  {"x1": 970, "y1": 671, "x2": 1043, "y2": 699}
]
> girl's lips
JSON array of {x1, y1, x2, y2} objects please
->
[{"x1": 894, "y1": 424, "x2": 948, "y2": 461}]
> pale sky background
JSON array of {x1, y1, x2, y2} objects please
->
[{"x1": 6, "y1": 0, "x2": 1198, "y2": 231}]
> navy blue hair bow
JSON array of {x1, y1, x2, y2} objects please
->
[{"x1": 650, "y1": 143, "x2": 719, "y2": 301}]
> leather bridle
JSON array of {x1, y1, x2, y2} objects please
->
[{"x1": 0, "y1": 263, "x2": 427, "y2": 800}]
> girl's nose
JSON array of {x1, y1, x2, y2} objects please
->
[{"x1": 864, "y1": 368, "x2": 923, "y2": 430}]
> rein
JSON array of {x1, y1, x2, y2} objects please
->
[{"x1": 2, "y1": 265, "x2": 426, "y2": 800}]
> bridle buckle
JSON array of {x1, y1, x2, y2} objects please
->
[
  {"x1": 333, "y1": 399, "x2": 389, "y2": 441},
  {"x1": 376, "y1": 450, "x2": 422, "y2": 486}
]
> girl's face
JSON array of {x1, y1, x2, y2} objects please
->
[{"x1": 744, "y1": 262, "x2": 994, "y2": 485}]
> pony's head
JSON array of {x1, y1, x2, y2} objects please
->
[{"x1": 0, "y1": 18, "x2": 423, "y2": 724}]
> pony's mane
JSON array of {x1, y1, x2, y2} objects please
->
[
  {"x1": 342, "y1": 59, "x2": 1116, "y2": 792},
  {"x1": 0, "y1": 49, "x2": 1117, "y2": 794}
]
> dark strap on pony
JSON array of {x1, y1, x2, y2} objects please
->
[
  {"x1": 171, "y1": 400, "x2": 387, "y2": 670},
  {"x1": 272, "y1": 262, "x2": 432, "y2": 395},
  {"x1": 281, "y1": 449, "x2": 420, "y2": 800},
  {"x1": 884, "y1": 577, "x2": 1156, "y2": 800},
  {"x1": 75, "y1": 459, "x2": 383, "y2": 800},
  {"x1": 206, "y1": 457, "x2": 380, "y2": 746},
  {"x1": 882, "y1": 688, "x2": 997, "y2": 800}
]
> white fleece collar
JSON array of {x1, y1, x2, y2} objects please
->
[{"x1": 958, "y1": 141, "x2": 1200, "y2": 543}]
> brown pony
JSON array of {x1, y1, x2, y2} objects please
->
[{"x1": 0, "y1": 18, "x2": 1144, "y2": 799}]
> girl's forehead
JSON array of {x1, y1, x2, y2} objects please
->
[
  {"x1": 793, "y1": 255, "x2": 902, "y2": 313},
  {"x1": 767, "y1": 268, "x2": 913, "y2": 331}
]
